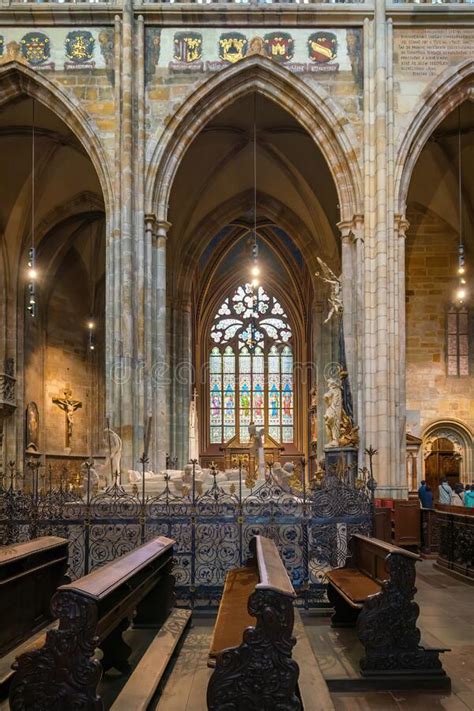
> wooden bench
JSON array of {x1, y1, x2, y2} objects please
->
[
  {"x1": 326, "y1": 534, "x2": 449, "y2": 685},
  {"x1": 207, "y1": 535, "x2": 301, "y2": 711},
  {"x1": 9, "y1": 536, "x2": 189, "y2": 711},
  {"x1": 0, "y1": 536, "x2": 68, "y2": 656},
  {"x1": 374, "y1": 499, "x2": 421, "y2": 547}
]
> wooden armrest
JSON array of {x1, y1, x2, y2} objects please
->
[
  {"x1": 352, "y1": 534, "x2": 420, "y2": 560},
  {"x1": 252, "y1": 536, "x2": 295, "y2": 597}
]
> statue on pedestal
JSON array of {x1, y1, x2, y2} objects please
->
[
  {"x1": 98, "y1": 428, "x2": 122, "y2": 487},
  {"x1": 324, "y1": 378, "x2": 342, "y2": 448},
  {"x1": 249, "y1": 422, "x2": 265, "y2": 480},
  {"x1": 26, "y1": 402, "x2": 39, "y2": 452}
]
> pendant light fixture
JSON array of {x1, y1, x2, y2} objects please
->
[
  {"x1": 455, "y1": 105, "x2": 467, "y2": 306},
  {"x1": 247, "y1": 93, "x2": 260, "y2": 353},
  {"x1": 27, "y1": 99, "x2": 37, "y2": 317}
]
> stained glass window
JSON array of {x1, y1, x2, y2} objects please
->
[
  {"x1": 208, "y1": 283, "x2": 294, "y2": 445},
  {"x1": 447, "y1": 307, "x2": 470, "y2": 377}
]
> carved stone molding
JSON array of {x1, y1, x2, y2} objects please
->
[
  {"x1": 0, "y1": 358, "x2": 16, "y2": 413},
  {"x1": 423, "y1": 430, "x2": 464, "y2": 460}
]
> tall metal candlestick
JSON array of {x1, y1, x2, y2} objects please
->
[{"x1": 144, "y1": 416, "x2": 152, "y2": 460}]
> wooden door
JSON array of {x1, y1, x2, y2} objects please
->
[{"x1": 425, "y1": 437, "x2": 461, "y2": 500}]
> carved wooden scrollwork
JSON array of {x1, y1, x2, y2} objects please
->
[
  {"x1": 9, "y1": 591, "x2": 102, "y2": 711},
  {"x1": 207, "y1": 588, "x2": 301, "y2": 711},
  {"x1": 357, "y1": 553, "x2": 443, "y2": 675}
]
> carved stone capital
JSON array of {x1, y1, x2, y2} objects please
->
[
  {"x1": 155, "y1": 220, "x2": 172, "y2": 241},
  {"x1": 337, "y1": 214, "x2": 364, "y2": 243},
  {"x1": 394, "y1": 214, "x2": 410, "y2": 238},
  {"x1": 144, "y1": 213, "x2": 157, "y2": 238}
]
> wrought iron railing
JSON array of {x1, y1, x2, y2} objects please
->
[{"x1": 0, "y1": 460, "x2": 373, "y2": 608}]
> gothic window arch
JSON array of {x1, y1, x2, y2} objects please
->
[
  {"x1": 446, "y1": 306, "x2": 470, "y2": 377},
  {"x1": 208, "y1": 282, "x2": 294, "y2": 446}
]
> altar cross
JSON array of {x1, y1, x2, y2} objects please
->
[{"x1": 52, "y1": 388, "x2": 82, "y2": 449}]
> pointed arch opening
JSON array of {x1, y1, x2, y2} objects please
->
[
  {"x1": 403, "y1": 64, "x2": 474, "y2": 476},
  {"x1": 0, "y1": 68, "x2": 108, "y2": 471}
]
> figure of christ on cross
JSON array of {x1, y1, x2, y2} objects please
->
[{"x1": 52, "y1": 388, "x2": 82, "y2": 450}]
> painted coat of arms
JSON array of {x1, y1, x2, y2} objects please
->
[
  {"x1": 264, "y1": 32, "x2": 294, "y2": 63},
  {"x1": 20, "y1": 32, "x2": 51, "y2": 66},
  {"x1": 219, "y1": 32, "x2": 248, "y2": 64},
  {"x1": 308, "y1": 32, "x2": 338, "y2": 63},
  {"x1": 65, "y1": 31, "x2": 95, "y2": 65},
  {"x1": 0, "y1": 36, "x2": 3, "y2": 58},
  {"x1": 173, "y1": 32, "x2": 202, "y2": 64}
]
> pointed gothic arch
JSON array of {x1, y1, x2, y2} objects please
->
[
  {"x1": 145, "y1": 55, "x2": 362, "y2": 224},
  {"x1": 170, "y1": 189, "x2": 336, "y2": 306},
  {"x1": 0, "y1": 62, "x2": 114, "y2": 215},
  {"x1": 395, "y1": 59, "x2": 474, "y2": 216},
  {"x1": 422, "y1": 419, "x2": 473, "y2": 486}
]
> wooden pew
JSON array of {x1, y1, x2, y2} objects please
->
[
  {"x1": 0, "y1": 536, "x2": 68, "y2": 656},
  {"x1": 9, "y1": 536, "x2": 188, "y2": 711},
  {"x1": 326, "y1": 534, "x2": 449, "y2": 686},
  {"x1": 207, "y1": 535, "x2": 301, "y2": 711},
  {"x1": 375, "y1": 499, "x2": 421, "y2": 547}
]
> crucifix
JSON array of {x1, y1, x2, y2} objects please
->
[{"x1": 52, "y1": 388, "x2": 82, "y2": 450}]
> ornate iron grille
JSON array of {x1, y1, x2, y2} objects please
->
[{"x1": 0, "y1": 460, "x2": 373, "y2": 608}]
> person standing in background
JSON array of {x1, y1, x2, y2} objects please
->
[
  {"x1": 464, "y1": 484, "x2": 474, "y2": 508},
  {"x1": 450, "y1": 483, "x2": 464, "y2": 507},
  {"x1": 418, "y1": 480, "x2": 433, "y2": 508},
  {"x1": 438, "y1": 477, "x2": 453, "y2": 505}
]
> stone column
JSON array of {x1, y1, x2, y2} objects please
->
[
  {"x1": 178, "y1": 300, "x2": 193, "y2": 466},
  {"x1": 338, "y1": 215, "x2": 364, "y2": 429},
  {"x1": 119, "y1": 0, "x2": 134, "y2": 466},
  {"x1": 362, "y1": 1, "x2": 405, "y2": 497},
  {"x1": 152, "y1": 220, "x2": 171, "y2": 473},
  {"x1": 395, "y1": 213, "x2": 410, "y2": 489}
]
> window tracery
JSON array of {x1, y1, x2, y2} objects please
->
[{"x1": 209, "y1": 283, "x2": 294, "y2": 445}]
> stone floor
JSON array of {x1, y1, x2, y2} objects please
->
[
  {"x1": 1, "y1": 561, "x2": 472, "y2": 710},
  {"x1": 155, "y1": 560, "x2": 474, "y2": 711},
  {"x1": 305, "y1": 560, "x2": 474, "y2": 710}
]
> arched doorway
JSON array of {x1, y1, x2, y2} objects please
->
[
  {"x1": 423, "y1": 422, "x2": 473, "y2": 495},
  {"x1": 425, "y1": 437, "x2": 461, "y2": 495}
]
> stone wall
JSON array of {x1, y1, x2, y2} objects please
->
[{"x1": 406, "y1": 206, "x2": 474, "y2": 435}]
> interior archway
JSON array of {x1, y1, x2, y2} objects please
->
[
  {"x1": 405, "y1": 98, "x2": 474, "y2": 484},
  {"x1": 147, "y1": 56, "x2": 362, "y2": 223},
  {"x1": 0, "y1": 95, "x2": 106, "y2": 477},
  {"x1": 165, "y1": 90, "x2": 341, "y2": 469}
]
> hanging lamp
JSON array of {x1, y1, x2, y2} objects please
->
[
  {"x1": 27, "y1": 99, "x2": 37, "y2": 317},
  {"x1": 455, "y1": 105, "x2": 467, "y2": 306},
  {"x1": 247, "y1": 93, "x2": 260, "y2": 353}
]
